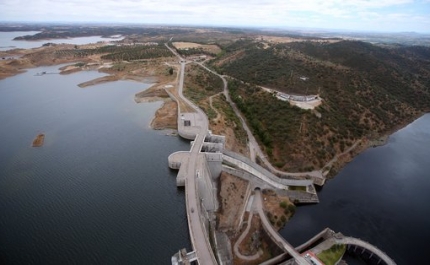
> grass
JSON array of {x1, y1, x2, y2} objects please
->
[
  {"x1": 317, "y1": 244, "x2": 346, "y2": 265},
  {"x1": 289, "y1": 186, "x2": 307, "y2": 191}
]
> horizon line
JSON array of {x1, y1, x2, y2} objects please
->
[{"x1": 0, "y1": 20, "x2": 429, "y2": 35}]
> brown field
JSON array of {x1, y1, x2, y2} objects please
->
[{"x1": 172, "y1": 42, "x2": 221, "y2": 54}]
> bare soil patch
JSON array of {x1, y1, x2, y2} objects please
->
[
  {"x1": 173, "y1": 42, "x2": 202, "y2": 49},
  {"x1": 32, "y1": 133, "x2": 45, "y2": 147},
  {"x1": 78, "y1": 75, "x2": 118, "y2": 87},
  {"x1": 218, "y1": 172, "x2": 250, "y2": 232},
  {"x1": 135, "y1": 84, "x2": 170, "y2": 103},
  {"x1": 210, "y1": 95, "x2": 248, "y2": 155},
  {"x1": 150, "y1": 100, "x2": 178, "y2": 130},
  {"x1": 172, "y1": 42, "x2": 221, "y2": 54}
]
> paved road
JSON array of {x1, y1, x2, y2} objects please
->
[
  {"x1": 254, "y1": 190, "x2": 309, "y2": 265},
  {"x1": 166, "y1": 43, "x2": 217, "y2": 265}
]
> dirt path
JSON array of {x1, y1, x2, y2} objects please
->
[
  {"x1": 208, "y1": 92, "x2": 223, "y2": 122},
  {"x1": 324, "y1": 140, "x2": 361, "y2": 169}
]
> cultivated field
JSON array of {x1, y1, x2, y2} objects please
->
[{"x1": 172, "y1": 42, "x2": 221, "y2": 54}]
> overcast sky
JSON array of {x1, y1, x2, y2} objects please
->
[{"x1": 1, "y1": 0, "x2": 429, "y2": 32}]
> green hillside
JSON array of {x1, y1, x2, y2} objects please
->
[{"x1": 210, "y1": 40, "x2": 430, "y2": 173}]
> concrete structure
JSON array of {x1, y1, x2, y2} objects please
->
[
  {"x1": 166, "y1": 43, "x2": 219, "y2": 265},
  {"x1": 223, "y1": 150, "x2": 317, "y2": 195},
  {"x1": 267, "y1": 227, "x2": 397, "y2": 265},
  {"x1": 172, "y1": 249, "x2": 198, "y2": 265},
  {"x1": 336, "y1": 236, "x2": 396, "y2": 265}
]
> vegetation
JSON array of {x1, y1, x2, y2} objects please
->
[
  {"x1": 265, "y1": 194, "x2": 296, "y2": 230},
  {"x1": 289, "y1": 186, "x2": 307, "y2": 191},
  {"x1": 210, "y1": 40, "x2": 430, "y2": 172},
  {"x1": 317, "y1": 244, "x2": 346, "y2": 265},
  {"x1": 50, "y1": 43, "x2": 173, "y2": 61},
  {"x1": 211, "y1": 94, "x2": 248, "y2": 148},
  {"x1": 183, "y1": 64, "x2": 223, "y2": 110},
  {"x1": 279, "y1": 201, "x2": 288, "y2": 208},
  {"x1": 12, "y1": 26, "x2": 192, "y2": 40},
  {"x1": 284, "y1": 204, "x2": 296, "y2": 216}
]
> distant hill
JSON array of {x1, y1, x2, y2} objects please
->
[{"x1": 210, "y1": 40, "x2": 430, "y2": 173}]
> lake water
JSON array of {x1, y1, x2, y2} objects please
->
[
  {"x1": 0, "y1": 31, "x2": 122, "y2": 51},
  {"x1": 280, "y1": 113, "x2": 430, "y2": 264},
  {"x1": 0, "y1": 65, "x2": 191, "y2": 264}
]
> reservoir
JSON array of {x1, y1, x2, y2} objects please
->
[
  {"x1": 0, "y1": 65, "x2": 191, "y2": 264},
  {"x1": 0, "y1": 31, "x2": 122, "y2": 51},
  {"x1": 280, "y1": 113, "x2": 430, "y2": 264},
  {"x1": 0, "y1": 63, "x2": 429, "y2": 264}
]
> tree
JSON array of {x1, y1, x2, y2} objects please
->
[{"x1": 169, "y1": 67, "x2": 174, "y2": 75}]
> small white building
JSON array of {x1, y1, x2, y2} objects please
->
[{"x1": 300, "y1": 76, "x2": 309, "y2": 81}]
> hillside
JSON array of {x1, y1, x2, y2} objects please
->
[{"x1": 210, "y1": 40, "x2": 430, "y2": 173}]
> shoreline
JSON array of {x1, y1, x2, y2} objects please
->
[
  {"x1": 326, "y1": 111, "x2": 429, "y2": 178},
  {"x1": 149, "y1": 100, "x2": 178, "y2": 130},
  {"x1": 12, "y1": 35, "x2": 122, "y2": 42}
]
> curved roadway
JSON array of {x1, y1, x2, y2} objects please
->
[
  {"x1": 335, "y1": 237, "x2": 396, "y2": 265},
  {"x1": 254, "y1": 190, "x2": 309, "y2": 265}
]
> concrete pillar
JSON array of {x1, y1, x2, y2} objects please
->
[
  {"x1": 369, "y1": 253, "x2": 374, "y2": 259},
  {"x1": 377, "y1": 258, "x2": 382, "y2": 264}
]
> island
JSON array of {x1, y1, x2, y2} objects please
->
[{"x1": 32, "y1": 133, "x2": 45, "y2": 147}]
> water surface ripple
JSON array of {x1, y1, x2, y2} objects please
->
[{"x1": 0, "y1": 65, "x2": 191, "y2": 264}]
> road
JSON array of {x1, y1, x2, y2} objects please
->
[
  {"x1": 254, "y1": 190, "x2": 309, "y2": 265},
  {"x1": 166, "y1": 43, "x2": 217, "y2": 265}
]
